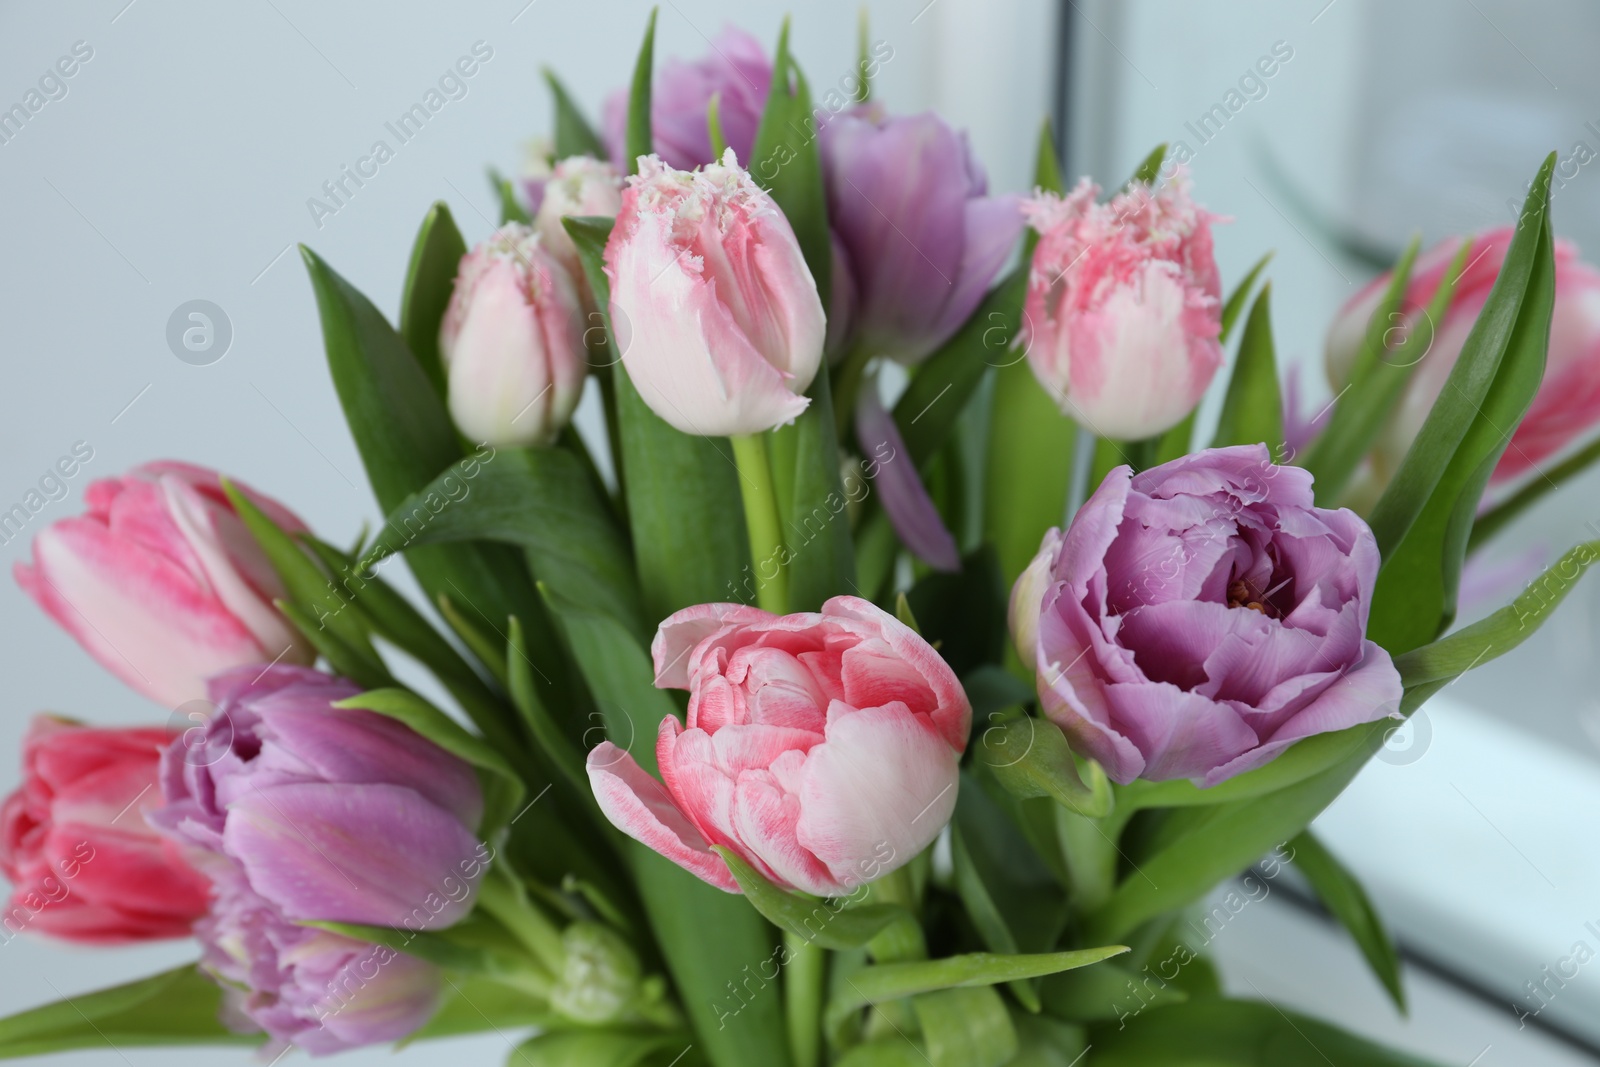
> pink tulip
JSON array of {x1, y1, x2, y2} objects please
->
[
  {"x1": 439, "y1": 223, "x2": 589, "y2": 448},
  {"x1": 587, "y1": 596, "x2": 970, "y2": 896},
  {"x1": 603, "y1": 150, "x2": 826, "y2": 437},
  {"x1": 1021, "y1": 173, "x2": 1225, "y2": 440},
  {"x1": 533, "y1": 156, "x2": 624, "y2": 288},
  {"x1": 1, "y1": 716, "x2": 210, "y2": 944},
  {"x1": 13, "y1": 463, "x2": 312, "y2": 709},
  {"x1": 1325, "y1": 227, "x2": 1600, "y2": 484}
]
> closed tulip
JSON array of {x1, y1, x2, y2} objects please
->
[
  {"x1": 533, "y1": 155, "x2": 624, "y2": 287},
  {"x1": 588, "y1": 597, "x2": 970, "y2": 896},
  {"x1": 1326, "y1": 227, "x2": 1600, "y2": 486},
  {"x1": 439, "y1": 223, "x2": 588, "y2": 448},
  {"x1": 603, "y1": 150, "x2": 825, "y2": 436},
  {"x1": 13, "y1": 462, "x2": 312, "y2": 709},
  {"x1": 1021, "y1": 174, "x2": 1225, "y2": 440},
  {"x1": 0, "y1": 716, "x2": 210, "y2": 944},
  {"x1": 822, "y1": 106, "x2": 1024, "y2": 364}
]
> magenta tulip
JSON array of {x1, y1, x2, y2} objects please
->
[
  {"x1": 602, "y1": 27, "x2": 772, "y2": 172},
  {"x1": 1326, "y1": 226, "x2": 1600, "y2": 485},
  {"x1": 0, "y1": 717, "x2": 210, "y2": 944},
  {"x1": 1011, "y1": 445, "x2": 1402, "y2": 786},
  {"x1": 603, "y1": 150, "x2": 825, "y2": 436},
  {"x1": 588, "y1": 597, "x2": 970, "y2": 896},
  {"x1": 822, "y1": 106, "x2": 1024, "y2": 364},
  {"x1": 13, "y1": 462, "x2": 312, "y2": 709},
  {"x1": 1021, "y1": 174, "x2": 1225, "y2": 439},
  {"x1": 439, "y1": 223, "x2": 588, "y2": 448}
]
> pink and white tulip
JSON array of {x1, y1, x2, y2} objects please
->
[
  {"x1": 1325, "y1": 227, "x2": 1600, "y2": 485},
  {"x1": 439, "y1": 224, "x2": 589, "y2": 449},
  {"x1": 603, "y1": 150, "x2": 826, "y2": 437},
  {"x1": 533, "y1": 156, "x2": 625, "y2": 287},
  {"x1": 1021, "y1": 174, "x2": 1225, "y2": 440},
  {"x1": 13, "y1": 463, "x2": 312, "y2": 709},
  {"x1": 587, "y1": 596, "x2": 970, "y2": 896}
]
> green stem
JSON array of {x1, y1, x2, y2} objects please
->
[
  {"x1": 476, "y1": 872, "x2": 566, "y2": 977},
  {"x1": 832, "y1": 343, "x2": 875, "y2": 438},
  {"x1": 731, "y1": 433, "x2": 791, "y2": 614},
  {"x1": 784, "y1": 930, "x2": 824, "y2": 1067},
  {"x1": 1054, "y1": 806, "x2": 1119, "y2": 914}
]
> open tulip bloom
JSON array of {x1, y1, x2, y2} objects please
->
[{"x1": 2, "y1": 12, "x2": 1595, "y2": 1067}]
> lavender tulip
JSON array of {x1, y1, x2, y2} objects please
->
[
  {"x1": 1010, "y1": 445, "x2": 1402, "y2": 786},
  {"x1": 821, "y1": 106, "x2": 1024, "y2": 364}
]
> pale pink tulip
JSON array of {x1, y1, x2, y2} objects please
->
[
  {"x1": 1021, "y1": 173, "x2": 1224, "y2": 440},
  {"x1": 14, "y1": 463, "x2": 312, "y2": 709},
  {"x1": 603, "y1": 150, "x2": 825, "y2": 437},
  {"x1": 1326, "y1": 227, "x2": 1600, "y2": 485},
  {"x1": 587, "y1": 596, "x2": 969, "y2": 896},
  {"x1": 439, "y1": 223, "x2": 588, "y2": 448},
  {"x1": 533, "y1": 156, "x2": 624, "y2": 286}
]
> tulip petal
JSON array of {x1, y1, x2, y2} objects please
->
[
  {"x1": 652, "y1": 602, "x2": 775, "y2": 688},
  {"x1": 587, "y1": 742, "x2": 738, "y2": 892},
  {"x1": 733, "y1": 772, "x2": 841, "y2": 897},
  {"x1": 224, "y1": 783, "x2": 484, "y2": 927},
  {"x1": 853, "y1": 380, "x2": 961, "y2": 572}
]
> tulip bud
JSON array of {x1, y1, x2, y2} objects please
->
[
  {"x1": 1008, "y1": 528, "x2": 1062, "y2": 668},
  {"x1": 438, "y1": 223, "x2": 588, "y2": 448},
  {"x1": 548, "y1": 922, "x2": 644, "y2": 1024},
  {"x1": 1325, "y1": 227, "x2": 1600, "y2": 487},
  {"x1": 533, "y1": 156, "x2": 624, "y2": 285},
  {"x1": 589, "y1": 597, "x2": 970, "y2": 896},
  {"x1": 13, "y1": 462, "x2": 313, "y2": 709},
  {"x1": 1021, "y1": 173, "x2": 1225, "y2": 440},
  {"x1": 604, "y1": 150, "x2": 826, "y2": 437},
  {"x1": 0, "y1": 716, "x2": 210, "y2": 944},
  {"x1": 821, "y1": 106, "x2": 1025, "y2": 364}
]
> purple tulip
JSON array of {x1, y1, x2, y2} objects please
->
[
  {"x1": 602, "y1": 26, "x2": 772, "y2": 172},
  {"x1": 1009, "y1": 445, "x2": 1402, "y2": 786},
  {"x1": 821, "y1": 106, "x2": 1025, "y2": 364},
  {"x1": 152, "y1": 666, "x2": 487, "y2": 1051}
]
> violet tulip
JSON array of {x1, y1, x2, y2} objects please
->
[
  {"x1": 439, "y1": 223, "x2": 588, "y2": 448},
  {"x1": 1021, "y1": 174, "x2": 1225, "y2": 440},
  {"x1": 602, "y1": 26, "x2": 772, "y2": 172},
  {"x1": 0, "y1": 717, "x2": 210, "y2": 944},
  {"x1": 13, "y1": 463, "x2": 312, "y2": 708},
  {"x1": 604, "y1": 150, "x2": 825, "y2": 436},
  {"x1": 821, "y1": 106, "x2": 1024, "y2": 364},
  {"x1": 1326, "y1": 226, "x2": 1600, "y2": 486},
  {"x1": 588, "y1": 597, "x2": 970, "y2": 896},
  {"x1": 1010, "y1": 446, "x2": 1402, "y2": 786}
]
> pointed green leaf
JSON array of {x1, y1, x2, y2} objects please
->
[
  {"x1": 773, "y1": 362, "x2": 855, "y2": 612},
  {"x1": 1219, "y1": 252, "x2": 1272, "y2": 345},
  {"x1": 625, "y1": 10, "x2": 658, "y2": 172},
  {"x1": 399, "y1": 201, "x2": 467, "y2": 396},
  {"x1": 1290, "y1": 831, "x2": 1405, "y2": 1012},
  {"x1": 748, "y1": 20, "x2": 830, "y2": 296},
  {"x1": 508, "y1": 615, "x2": 590, "y2": 802},
  {"x1": 1128, "y1": 144, "x2": 1167, "y2": 186},
  {"x1": 1473, "y1": 433, "x2": 1600, "y2": 548},
  {"x1": 978, "y1": 715, "x2": 1111, "y2": 817},
  {"x1": 1210, "y1": 285, "x2": 1282, "y2": 450},
  {"x1": 544, "y1": 68, "x2": 608, "y2": 160},
  {"x1": 0, "y1": 966, "x2": 255, "y2": 1058},
  {"x1": 489, "y1": 167, "x2": 531, "y2": 225},
  {"x1": 713, "y1": 847, "x2": 911, "y2": 950},
  {"x1": 277, "y1": 600, "x2": 393, "y2": 691}
]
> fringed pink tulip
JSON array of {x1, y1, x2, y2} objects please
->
[
  {"x1": 1326, "y1": 227, "x2": 1600, "y2": 485},
  {"x1": 533, "y1": 155, "x2": 624, "y2": 287},
  {"x1": 439, "y1": 223, "x2": 588, "y2": 448},
  {"x1": 13, "y1": 463, "x2": 311, "y2": 709},
  {"x1": 588, "y1": 597, "x2": 970, "y2": 896},
  {"x1": 1021, "y1": 174, "x2": 1225, "y2": 440},
  {"x1": 603, "y1": 150, "x2": 825, "y2": 437}
]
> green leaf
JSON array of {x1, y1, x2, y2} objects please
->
[
  {"x1": 544, "y1": 68, "x2": 608, "y2": 160},
  {"x1": 399, "y1": 200, "x2": 467, "y2": 397},
  {"x1": 508, "y1": 615, "x2": 591, "y2": 803},
  {"x1": 1009, "y1": 1012, "x2": 1089, "y2": 1067},
  {"x1": 713, "y1": 847, "x2": 911, "y2": 950},
  {"x1": 406, "y1": 973, "x2": 554, "y2": 1040},
  {"x1": 1299, "y1": 235, "x2": 1428, "y2": 501},
  {"x1": 911, "y1": 987, "x2": 1018, "y2": 1067},
  {"x1": 977, "y1": 715, "x2": 1111, "y2": 817},
  {"x1": 1210, "y1": 284, "x2": 1282, "y2": 450},
  {"x1": 984, "y1": 359, "x2": 1076, "y2": 593},
  {"x1": 564, "y1": 215, "x2": 753, "y2": 622},
  {"x1": 1128, "y1": 143, "x2": 1167, "y2": 186},
  {"x1": 825, "y1": 947, "x2": 1127, "y2": 1039},
  {"x1": 368, "y1": 447, "x2": 643, "y2": 640},
  {"x1": 1038, "y1": 961, "x2": 1187, "y2": 1023},
  {"x1": 835, "y1": 1041, "x2": 928, "y2": 1067},
  {"x1": 1394, "y1": 538, "x2": 1600, "y2": 687},
  {"x1": 0, "y1": 965, "x2": 256, "y2": 1059},
  {"x1": 511, "y1": 1031, "x2": 688, "y2": 1067},
  {"x1": 337, "y1": 688, "x2": 524, "y2": 832},
  {"x1": 299, "y1": 244, "x2": 554, "y2": 690},
  {"x1": 904, "y1": 545, "x2": 1006, "y2": 679},
  {"x1": 1219, "y1": 253, "x2": 1272, "y2": 345},
  {"x1": 1367, "y1": 155, "x2": 1557, "y2": 654},
  {"x1": 1290, "y1": 831, "x2": 1405, "y2": 1012},
  {"x1": 308, "y1": 919, "x2": 538, "y2": 979},
  {"x1": 1036, "y1": 122, "x2": 1066, "y2": 195},
  {"x1": 489, "y1": 167, "x2": 531, "y2": 225},
  {"x1": 1088, "y1": 998, "x2": 1449, "y2": 1065},
  {"x1": 748, "y1": 19, "x2": 830, "y2": 297},
  {"x1": 625, "y1": 9, "x2": 658, "y2": 172},
  {"x1": 1088, "y1": 724, "x2": 1388, "y2": 941},
  {"x1": 855, "y1": 10, "x2": 873, "y2": 104},
  {"x1": 1472, "y1": 433, "x2": 1600, "y2": 548},
  {"x1": 438, "y1": 594, "x2": 510, "y2": 686},
  {"x1": 277, "y1": 600, "x2": 394, "y2": 691},
  {"x1": 773, "y1": 361, "x2": 855, "y2": 612}
]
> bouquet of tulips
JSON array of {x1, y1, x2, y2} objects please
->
[{"x1": 3, "y1": 11, "x2": 1595, "y2": 1066}]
